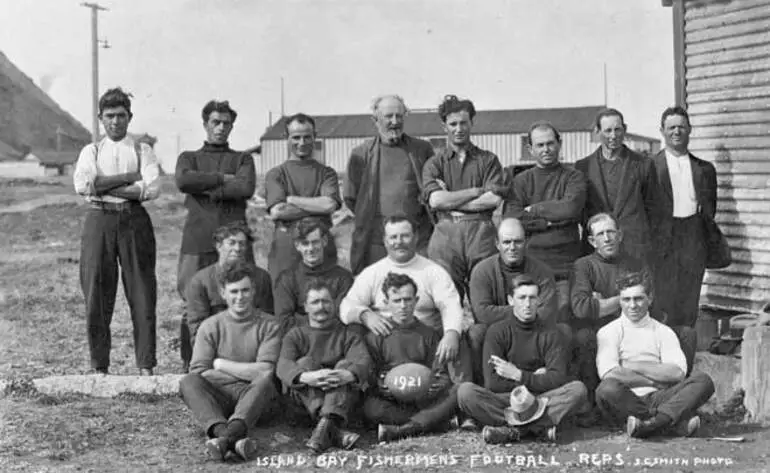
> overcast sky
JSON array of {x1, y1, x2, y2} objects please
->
[{"x1": 1, "y1": 0, "x2": 675, "y2": 170}]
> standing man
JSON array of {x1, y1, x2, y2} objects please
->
[
  {"x1": 503, "y1": 122, "x2": 586, "y2": 315},
  {"x1": 175, "y1": 100, "x2": 256, "y2": 372},
  {"x1": 651, "y1": 107, "x2": 717, "y2": 328},
  {"x1": 264, "y1": 113, "x2": 341, "y2": 282},
  {"x1": 345, "y1": 95, "x2": 436, "y2": 275},
  {"x1": 423, "y1": 95, "x2": 505, "y2": 301},
  {"x1": 595, "y1": 271, "x2": 714, "y2": 439},
  {"x1": 73, "y1": 87, "x2": 161, "y2": 376},
  {"x1": 575, "y1": 108, "x2": 660, "y2": 265}
]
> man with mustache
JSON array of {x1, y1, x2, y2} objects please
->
[
  {"x1": 273, "y1": 217, "x2": 353, "y2": 334},
  {"x1": 179, "y1": 260, "x2": 281, "y2": 462},
  {"x1": 503, "y1": 122, "x2": 587, "y2": 320},
  {"x1": 185, "y1": 222, "x2": 274, "y2": 352},
  {"x1": 277, "y1": 279, "x2": 371, "y2": 453},
  {"x1": 265, "y1": 113, "x2": 341, "y2": 281},
  {"x1": 345, "y1": 95, "x2": 436, "y2": 275},
  {"x1": 457, "y1": 275, "x2": 588, "y2": 444},
  {"x1": 575, "y1": 108, "x2": 661, "y2": 266},
  {"x1": 423, "y1": 95, "x2": 506, "y2": 302},
  {"x1": 651, "y1": 107, "x2": 718, "y2": 329},
  {"x1": 73, "y1": 87, "x2": 162, "y2": 376},
  {"x1": 175, "y1": 100, "x2": 257, "y2": 372},
  {"x1": 595, "y1": 271, "x2": 714, "y2": 439}
]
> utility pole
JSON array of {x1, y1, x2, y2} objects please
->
[
  {"x1": 602, "y1": 62, "x2": 608, "y2": 107},
  {"x1": 280, "y1": 77, "x2": 285, "y2": 117},
  {"x1": 81, "y1": 2, "x2": 108, "y2": 143}
]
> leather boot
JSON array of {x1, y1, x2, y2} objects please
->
[
  {"x1": 306, "y1": 417, "x2": 335, "y2": 453},
  {"x1": 377, "y1": 422, "x2": 425, "y2": 442}
]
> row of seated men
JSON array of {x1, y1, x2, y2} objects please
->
[{"x1": 179, "y1": 215, "x2": 715, "y2": 462}]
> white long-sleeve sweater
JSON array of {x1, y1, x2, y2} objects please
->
[{"x1": 339, "y1": 255, "x2": 464, "y2": 334}]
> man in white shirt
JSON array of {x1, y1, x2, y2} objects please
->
[
  {"x1": 595, "y1": 271, "x2": 714, "y2": 439},
  {"x1": 73, "y1": 87, "x2": 162, "y2": 376},
  {"x1": 339, "y1": 215, "x2": 472, "y2": 384},
  {"x1": 651, "y1": 106, "x2": 718, "y2": 328}
]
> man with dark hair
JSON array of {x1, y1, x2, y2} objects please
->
[
  {"x1": 179, "y1": 260, "x2": 281, "y2": 462},
  {"x1": 364, "y1": 272, "x2": 459, "y2": 442},
  {"x1": 503, "y1": 121, "x2": 587, "y2": 317},
  {"x1": 423, "y1": 95, "x2": 506, "y2": 302},
  {"x1": 651, "y1": 106, "x2": 717, "y2": 328},
  {"x1": 186, "y1": 222, "x2": 273, "y2": 354},
  {"x1": 273, "y1": 217, "x2": 353, "y2": 334},
  {"x1": 595, "y1": 271, "x2": 714, "y2": 439},
  {"x1": 575, "y1": 108, "x2": 660, "y2": 265},
  {"x1": 345, "y1": 95, "x2": 436, "y2": 275},
  {"x1": 265, "y1": 113, "x2": 341, "y2": 281},
  {"x1": 175, "y1": 99, "x2": 256, "y2": 372},
  {"x1": 73, "y1": 87, "x2": 162, "y2": 376},
  {"x1": 277, "y1": 279, "x2": 371, "y2": 453},
  {"x1": 457, "y1": 275, "x2": 588, "y2": 444}
]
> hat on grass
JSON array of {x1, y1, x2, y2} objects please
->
[{"x1": 504, "y1": 385, "x2": 549, "y2": 426}]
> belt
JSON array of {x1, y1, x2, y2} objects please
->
[
  {"x1": 438, "y1": 212, "x2": 492, "y2": 223},
  {"x1": 89, "y1": 200, "x2": 140, "y2": 212}
]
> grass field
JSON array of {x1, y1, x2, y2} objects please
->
[{"x1": 0, "y1": 176, "x2": 768, "y2": 472}]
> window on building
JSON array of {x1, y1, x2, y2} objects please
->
[
  {"x1": 520, "y1": 136, "x2": 533, "y2": 162},
  {"x1": 314, "y1": 140, "x2": 324, "y2": 164}
]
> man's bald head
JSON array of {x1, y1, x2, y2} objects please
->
[{"x1": 496, "y1": 218, "x2": 527, "y2": 266}]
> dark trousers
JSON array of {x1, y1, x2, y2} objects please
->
[
  {"x1": 176, "y1": 251, "x2": 218, "y2": 367},
  {"x1": 595, "y1": 372, "x2": 715, "y2": 427},
  {"x1": 427, "y1": 219, "x2": 497, "y2": 302},
  {"x1": 654, "y1": 216, "x2": 707, "y2": 328},
  {"x1": 179, "y1": 372, "x2": 277, "y2": 437},
  {"x1": 457, "y1": 381, "x2": 589, "y2": 429},
  {"x1": 80, "y1": 206, "x2": 157, "y2": 370},
  {"x1": 268, "y1": 224, "x2": 338, "y2": 283},
  {"x1": 363, "y1": 385, "x2": 459, "y2": 428}
]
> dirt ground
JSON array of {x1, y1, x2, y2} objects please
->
[{"x1": 0, "y1": 177, "x2": 768, "y2": 472}]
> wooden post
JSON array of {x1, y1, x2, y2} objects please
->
[{"x1": 741, "y1": 326, "x2": 770, "y2": 422}]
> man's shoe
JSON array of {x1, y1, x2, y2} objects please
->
[
  {"x1": 306, "y1": 417, "x2": 334, "y2": 453},
  {"x1": 234, "y1": 437, "x2": 258, "y2": 461},
  {"x1": 672, "y1": 415, "x2": 701, "y2": 438},
  {"x1": 460, "y1": 418, "x2": 480, "y2": 432},
  {"x1": 205, "y1": 437, "x2": 228, "y2": 462},
  {"x1": 377, "y1": 422, "x2": 424, "y2": 442},
  {"x1": 139, "y1": 368, "x2": 154, "y2": 376},
  {"x1": 90, "y1": 367, "x2": 108, "y2": 376},
  {"x1": 335, "y1": 429, "x2": 360, "y2": 450},
  {"x1": 482, "y1": 425, "x2": 521, "y2": 445},
  {"x1": 627, "y1": 416, "x2": 660, "y2": 439}
]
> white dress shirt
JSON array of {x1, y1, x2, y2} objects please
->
[
  {"x1": 73, "y1": 136, "x2": 162, "y2": 203},
  {"x1": 664, "y1": 149, "x2": 697, "y2": 218}
]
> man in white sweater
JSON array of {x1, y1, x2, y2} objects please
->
[
  {"x1": 339, "y1": 215, "x2": 472, "y2": 383},
  {"x1": 595, "y1": 271, "x2": 714, "y2": 439}
]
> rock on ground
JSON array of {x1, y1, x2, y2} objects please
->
[{"x1": 32, "y1": 374, "x2": 184, "y2": 398}]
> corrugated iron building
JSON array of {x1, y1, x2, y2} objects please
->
[
  {"x1": 258, "y1": 106, "x2": 660, "y2": 176},
  {"x1": 668, "y1": 0, "x2": 770, "y2": 313}
]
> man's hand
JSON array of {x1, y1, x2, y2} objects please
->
[
  {"x1": 592, "y1": 291, "x2": 604, "y2": 300},
  {"x1": 212, "y1": 358, "x2": 223, "y2": 371},
  {"x1": 299, "y1": 369, "x2": 335, "y2": 389},
  {"x1": 534, "y1": 367, "x2": 547, "y2": 375},
  {"x1": 361, "y1": 311, "x2": 394, "y2": 337},
  {"x1": 435, "y1": 330, "x2": 460, "y2": 364},
  {"x1": 484, "y1": 182, "x2": 509, "y2": 196},
  {"x1": 324, "y1": 369, "x2": 356, "y2": 389},
  {"x1": 377, "y1": 372, "x2": 395, "y2": 400},
  {"x1": 489, "y1": 355, "x2": 522, "y2": 381},
  {"x1": 755, "y1": 312, "x2": 770, "y2": 326},
  {"x1": 426, "y1": 371, "x2": 451, "y2": 398}
]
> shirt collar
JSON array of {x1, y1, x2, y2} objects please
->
[
  {"x1": 445, "y1": 143, "x2": 480, "y2": 161},
  {"x1": 620, "y1": 312, "x2": 653, "y2": 328},
  {"x1": 665, "y1": 147, "x2": 689, "y2": 160}
]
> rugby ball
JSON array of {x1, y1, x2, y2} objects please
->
[{"x1": 384, "y1": 363, "x2": 432, "y2": 402}]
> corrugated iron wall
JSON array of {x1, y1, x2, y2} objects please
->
[{"x1": 684, "y1": 0, "x2": 770, "y2": 313}]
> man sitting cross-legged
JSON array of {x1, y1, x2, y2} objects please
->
[
  {"x1": 277, "y1": 279, "x2": 372, "y2": 453},
  {"x1": 364, "y1": 272, "x2": 458, "y2": 442},
  {"x1": 179, "y1": 260, "x2": 281, "y2": 462},
  {"x1": 595, "y1": 271, "x2": 715, "y2": 439},
  {"x1": 273, "y1": 217, "x2": 353, "y2": 335},
  {"x1": 457, "y1": 275, "x2": 588, "y2": 444}
]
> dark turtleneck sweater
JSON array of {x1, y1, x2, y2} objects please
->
[
  {"x1": 482, "y1": 316, "x2": 570, "y2": 394},
  {"x1": 273, "y1": 260, "x2": 354, "y2": 331},
  {"x1": 175, "y1": 142, "x2": 256, "y2": 254}
]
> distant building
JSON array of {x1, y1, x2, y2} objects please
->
[{"x1": 258, "y1": 106, "x2": 659, "y2": 175}]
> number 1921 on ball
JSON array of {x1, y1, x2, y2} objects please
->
[{"x1": 394, "y1": 376, "x2": 422, "y2": 390}]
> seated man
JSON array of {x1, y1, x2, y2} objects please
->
[
  {"x1": 457, "y1": 275, "x2": 588, "y2": 444},
  {"x1": 273, "y1": 217, "x2": 353, "y2": 334},
  {"x1": 186, "y1": 222, "x2": 273, "y2": 356},
  {"x1": 364, "y1": 272, "x2": 458, "y2": 442},
  {"x1": 595, "y1": 271, "x2": 715, "y2": 439},
  {"x1": 340, "y1": 215, "x2": 472, "y2": 385},
  {"x1": 179, "y1": 260, "x2": 281, "y2": 462},
  {"x1": 277, "y1": 279, "x2": 371, "y2": 453},
  {"x1": 570, "y1": 213, "x2": 697, "y2": 396}
]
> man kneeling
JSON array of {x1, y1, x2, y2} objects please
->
[
  {"x1": 595, "y1": 271, "x2": 715, "y2": 438},
  {"x1": 179, "y1": 260, "x2": 281, "y2": 462},
  {"x1": 277, "y1": 279, "x2": 372, "y2": 453},
  {"x1": 364, "y1": 272, "x2": 458, "y2": 442},
  {"x1": 457, "y1": 275, "x2": 588, "y2": 443}
]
